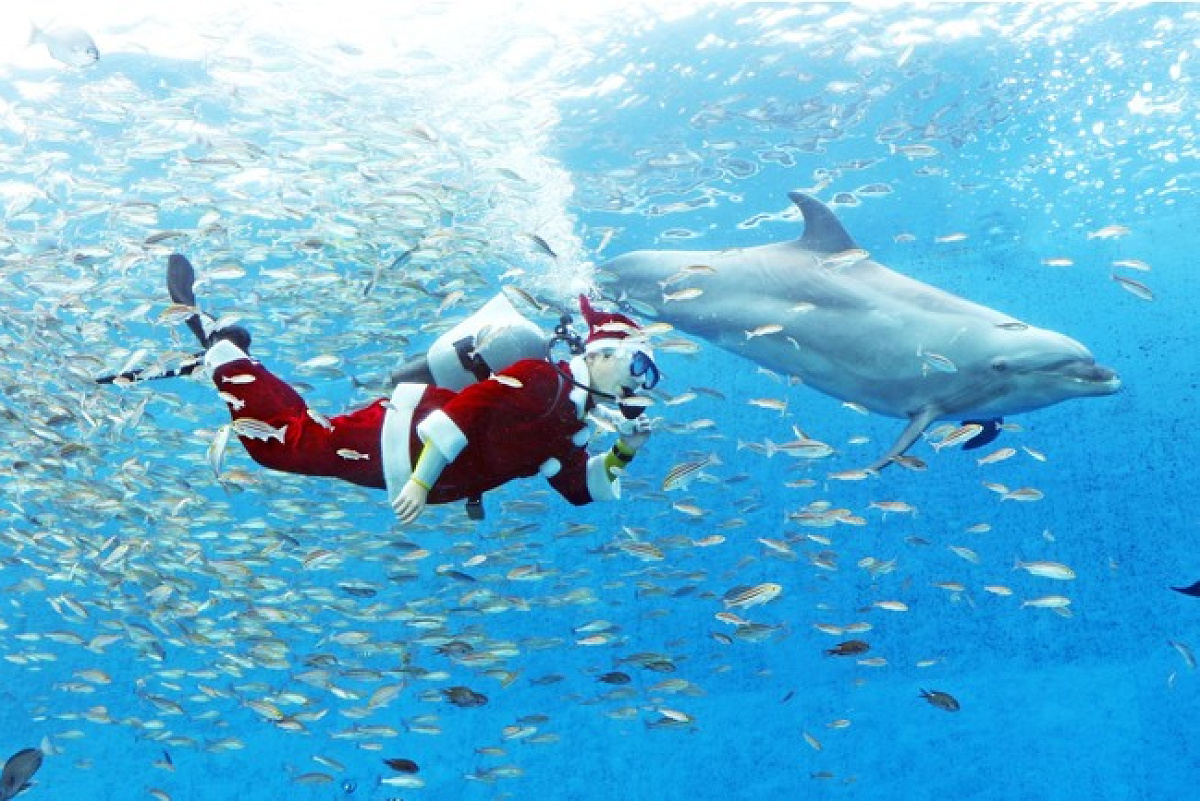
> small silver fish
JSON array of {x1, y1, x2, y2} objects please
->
[
  {"x1": 1112, "y1": 274, "x2": 1154, "y2": 301},
  {"x1": 207, "y1": 424, "x2": 232, "y2": 478},
  {"x1": 526, "y1": 234, "x2": 558, "y2": 259},
  {"x1": 820, "y1": 248, "x2": 870, "y2": 270},
  {"x1": 490, "y1": 374, "x2": 523, "y2": 389},
  {"x1": 30, "y1": 25, "x2": 99, "y2": 68},
  {"x1": 216, "y1": 391, "x2": 245, "y2": 411}
]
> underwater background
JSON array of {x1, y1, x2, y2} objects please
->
[{"x1": 1, "y1": 2, "x2": 1196, "y2": 799}]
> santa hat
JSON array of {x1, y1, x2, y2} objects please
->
[{"x1": 579, "y1": 295, "x2": 645, "y2": 352}]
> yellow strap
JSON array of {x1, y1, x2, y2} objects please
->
[
  {"x1": 602, "y1": 449, "x2": 624, "y2": 482},
  {"x1": 410, "y1": 441, "x2": 448, "y2": 491}
]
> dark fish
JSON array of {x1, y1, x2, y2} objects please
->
[
  {"x1": 529, "y1": 674, "x2": 565, "y2": 686},
  {"x1": 824, "y1": 639, "x2": 870, "y2": 657},
  {"x1": 1171, "y1": 580, "x2": 1200, "y2": 598},
  {"x1": 920, "y1": 689, "x2": 960, "y2": 712},
  {"x1": 338, "y1": 583, "x2": 377, "y2": 598},
  {"x1": 383, "y1": 758, "x2": 419, "y2": 774},
  {"x1": 443, "y1": 685, "x2": 488, "y2": 708},
  {"x1": 1, "y1": 748, "x2": 43, "y2": 801},
  {"x1": 439, "y1": 569, "x2": 477, "y2": 584},
  {"x1": 597, "y1": 671, "x2": 632, "y2": 685},
  {"x1": 434, "y1": 641, "x2": 473, "y2": 658}
]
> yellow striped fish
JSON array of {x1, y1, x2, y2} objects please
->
[
  {"x1": 722, "y1": 582, "x2": 783, "y2": 609},
  {"x1": 661, "y1": 454, "x2": 719, "y2": 492}
]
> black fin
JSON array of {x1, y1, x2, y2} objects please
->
[
  {"x1": 167, "y1": 254, "x2": 196, "y2": 305},
  {"x1": 1170, "y1": 580, "x2": 1200, "y2": 597},
  {"x1": 787, "y1": 192, "x2": 860, "y2": 254},
  {"x1": 961, "y1": 418, "x2": 1003, "y2": 451},
  {"x1": 167, "y1": 254, "x2": 209, "y2": 347}
]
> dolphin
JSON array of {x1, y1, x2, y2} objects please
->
[{"x1": 598, "y1": 192, "x2": 1121, "y2": 470}]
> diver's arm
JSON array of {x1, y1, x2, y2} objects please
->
[{"x1": 392, "y1": 443, "x2": 448, "y2": 525}]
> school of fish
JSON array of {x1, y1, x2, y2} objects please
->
[{"x1": 0, "y1": 2, "x2": 1181, "y2": 798}]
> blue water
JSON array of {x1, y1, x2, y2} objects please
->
[{"x1": 1, "y1": 3, "x2": 1197, "y2": 799}]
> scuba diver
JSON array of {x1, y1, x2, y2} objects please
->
[{"x1": 109, "y1": 254, "x2": 661, "y2": 524}]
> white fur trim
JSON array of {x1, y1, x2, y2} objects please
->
[
  {"x1": 584, "y1": 335, "x2": 652, "y2": 357},
  {"x1": 539, "y1": 458, "x2": 562, "y2": 477},
  {"x1": 586, "y1": 452, "x2": 620, "y2": 501},
  {"x1": 381, "y1": 383, "x2": 425, "y2": 503},
  {"x1": 204, "y1": 339, "x2": 249, "y2": 369},
  {"x1": 416, "y1": 409, "x2": 468, "y2": 462},
  {"x1": 567, "y1": 355, "x2": 591, "y2": 418}
]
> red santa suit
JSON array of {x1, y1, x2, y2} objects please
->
[{"x1": 203, "y1": 339, "x2": 620, "y2": 507}]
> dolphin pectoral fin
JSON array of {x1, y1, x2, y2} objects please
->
[
  {"x1": 1170, "y1": 580, "x2": 1200, "y2": 598},
  {"x1": 787, "y1": 192, "x2": 860, "y2": 254},
  {"x1": 960, "y1": 418, "x2": 1003, "y2": 451},
  {"x1": 865, "y1": 408, "x2": 940, "y2": 472}
]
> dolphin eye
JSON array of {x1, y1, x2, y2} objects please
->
[{"x1": 992, "y1": 360, "x2": 1008, "y2": 372}]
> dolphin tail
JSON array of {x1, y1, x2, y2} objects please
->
[{"x1": 865, "y1": 407, "x2": 940, "y2": 472}]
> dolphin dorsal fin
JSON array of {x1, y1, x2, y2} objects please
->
[{"x1": 788, "y1": 192, "x2": 859, "y2": 254}]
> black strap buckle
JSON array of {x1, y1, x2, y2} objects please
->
[
  {"x1": 465, "y1": 496, "x2": 485, "y2": 520},
  {"x1": 452, "y1": 336, "x2": 492, "y2": 382}
]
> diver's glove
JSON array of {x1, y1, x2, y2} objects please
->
[
  {"x1": 617, "y1": 415, "x2": 653, "y2": 453},
  {"x1": 393, "y1": 442, "x2": 448, "y2": 525},
  {"x1": 616, "y1": 414, "x2": 652, "y2": 439},
  {"x1": 592, "y1": 405, "x2": 653, "y2": 438},
  {"x1": 603, "y1": 418, "x2": 652, "y2": 481}
]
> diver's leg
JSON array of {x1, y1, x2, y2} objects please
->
[{"x1": 206, "y1": 340, "x2": 387, "y2": 489}]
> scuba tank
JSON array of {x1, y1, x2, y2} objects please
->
[{"x1": 424, "y1": 293, "x2": 549, "y2": 391}]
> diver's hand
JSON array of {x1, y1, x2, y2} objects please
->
[
  {"x1": 618, "y1": 416, "x2": 652, "y2": 451},
  {"x1": 392, "y1": 480, "x2": 429, "y2": 525}
]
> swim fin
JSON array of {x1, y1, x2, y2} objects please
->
[
  {"x1": 96, "y1": 254, "x2": 245, "y2": 384},
  {"x1": 167, "y1": 253, "x2": 251, "y2": 352},
  {"x1": 168, "y1": 253, "x2": 210, "y2": 348}
]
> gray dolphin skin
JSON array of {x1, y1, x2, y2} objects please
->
[
  {"x1": 1, "y1": 748, "x2": 43, "y2": 801},
  {"x1": 598, "y1": 192, "x2": 1121, "y2": 471}
]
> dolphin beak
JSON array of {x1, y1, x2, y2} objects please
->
[{"x1": 1071, "y1": 361, "x2": 1121, "y2": 394}]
